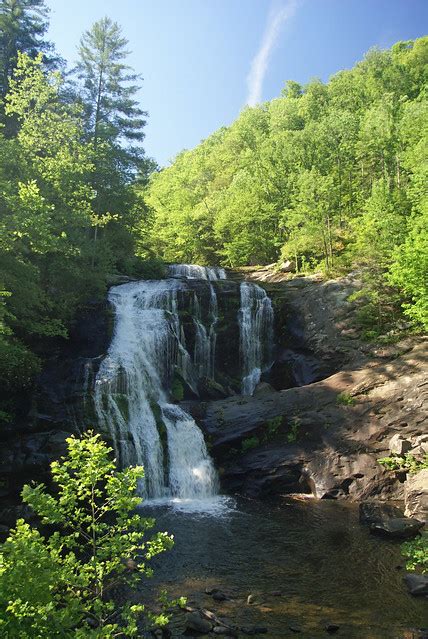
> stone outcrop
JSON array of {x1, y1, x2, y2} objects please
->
[{"x1": 405, "y1": 470, "x2": 428, "y2": 523}]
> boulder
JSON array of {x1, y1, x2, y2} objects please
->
[
  {"x1": 389, "y1": 434, "x2": 412, "y2": 456},
  {"x1": 404, "y1": 470, "x2": 428, "y2": 523},
  {"x1": 359, "y1": 501, "x2": 404, "y2": 526},
  {"x1": 280, "y1": 260, "x2": 295, "y2": 273},
  {"x1": 185, "y1": 612, "x2": 213, "y2": 633},
  {"x1": 403, "y1": 573, "x2": 428, "y2": 597},
  {"x1": 412, "y1": 435, "x2": 428, "y2": 454},
  {"x1": 369, "y1": 517, "x2": 424, "y2": 539}
]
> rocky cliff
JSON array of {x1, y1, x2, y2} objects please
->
[{"x1": 188, "y1": 270, "x2": 428, "y2": 502}]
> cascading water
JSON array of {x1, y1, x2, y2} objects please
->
[
  {"x1": 239, "y1": 282, "x2": 274, "y2": 395},
  {"x1": 92, "y1": 264, "x2": 274, "y2": 505},
  {"x1": 94, "y1": 278, "x2": 218, "y2": 501},
  {"x1": 169, "y1": 264, "x2": 222, "y2": 380},
  {"x1": 168, "y1": 264, "x2": 227, "y2": 281}
]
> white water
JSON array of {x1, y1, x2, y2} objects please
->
[
  {"x1": 168, "y1": 263, "x2": 227, "y2": 281},
  {"x1": 93, "y1": 266, "x2": 275, "y2": 509},
  {"x1": 94, "y1": 279, "x2": 218, "y2": 501},
  {"x1": 239, "y1": 282, "x2": 274, "y2": 395}
]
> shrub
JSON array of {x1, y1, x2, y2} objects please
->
[
  {"x1": 0, "y1": 432, "x2": 178, "y2": 638},
  {"x1": 401, "y1": 535, "x2": 428, "y2": 574},
  {"x1": 378, "y1": 453, "x2": 428, "y2": 474}
]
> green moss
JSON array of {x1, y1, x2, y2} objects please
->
[
  {"x1": 113, "y1": 392, "x2": 130, "y2": 421},
  {"x1": 171, "y1": 376, "x2": 184, "y2": 401},
  {"x1": 241, "y1": 436, "x2": 260, "y2": 453},
  {"x1": 336, "y1": 392, "x2": 356, "y2": 406},
  {"x1": 287, "y1": 416, "x2": 301, "y2": 443},
  {"x1": 264, "y1": 415, "x2": 283, "y2": 440}
]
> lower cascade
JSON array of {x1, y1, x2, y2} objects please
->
[{"x1": 93, "y1": 265, "x2": 274, "y2": 501}]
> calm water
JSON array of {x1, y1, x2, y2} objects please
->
[{"x1": 139, "y1": 497, "x2": 427, "y2": 638}]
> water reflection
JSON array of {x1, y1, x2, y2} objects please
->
[{"x1": 140, "y1": 498, "x2": 427, "y2": 638}]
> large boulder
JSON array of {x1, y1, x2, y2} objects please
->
[
  {"x1": 405, "y1": 470, "x2": 428, "y2": 523},
  {"x1": 403, "y1": 573, "x2": 428, "y2": 597},
  {"x1": 389, "y1": 434, "x2": 412, "y2": 456},
  {"x1": 359, "y1": 501, "x2": 404, "y2": 526},
  {"x1": 369, "y1": 517, "x2": 424, "y2": 539}
]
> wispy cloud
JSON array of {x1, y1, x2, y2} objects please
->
[{"x1": 246, "y1": 0, "x2": 298, "y2": 107}]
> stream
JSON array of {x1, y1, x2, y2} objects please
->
[{"x1": 141, "y1": 497, "x2": 427, "y2": 638}]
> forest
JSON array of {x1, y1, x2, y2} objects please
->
[{"x1": 0, "y1": 0, "x2": 427, "y2": 426}]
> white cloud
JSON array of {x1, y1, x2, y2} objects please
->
[{"x1": 246, "y1": 0, "x2": 298, "y2": 107}]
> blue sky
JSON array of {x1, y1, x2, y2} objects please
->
[{"x1": 46, "y1": 0, "x2": 428, "y2": 166}]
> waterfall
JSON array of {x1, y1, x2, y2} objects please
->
[
  {"x1": 94, "y1": 278, "x2": 218, "y2": 500},
  {"x1": 92, "y1": 264, "x2": 275, "y2": 505},
  {"x1": 168, "y1": 263, "x2": 227, "y2": 281},
  {"x1": 239, "y1": 282, "x2": 274, "y2": 396}
]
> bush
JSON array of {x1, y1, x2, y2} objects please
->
[
  {"x1": 378, "y1": 453, "x2": 428, "y2": 474},
  {"x1": 401, "y1": 535, "x2": 428, "y2": 574},
  {"x1": 0, "y1": 432, "x2": 178, "y2": 638}
]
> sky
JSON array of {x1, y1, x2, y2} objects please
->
[{"x1": 46, "y1": 0, "x2": 428, "y2": 167}]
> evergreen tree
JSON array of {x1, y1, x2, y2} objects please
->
[
  {"x1": 75, "y1": 16, "x2": 146, "y2": 168},
  {"x1": 0, "y1": 0, "x2": 55, "y2": 121}
]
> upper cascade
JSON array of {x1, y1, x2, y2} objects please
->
[{"x1": 168, "y1": 263, "x2": 227, "y2": 280}]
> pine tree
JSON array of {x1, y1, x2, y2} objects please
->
[
  {"x1": 0, "y1": 0, "x2": 54, "y2": 110},
  {"x1": 76, "y1": 16, "x2": 146, "y2": 164}
]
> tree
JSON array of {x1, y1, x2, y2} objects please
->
[
  {"x1": 75, "y1": 17, "x2": 146, "y2": 170},
  {"x1": 0, "y1": 0, "x2": 56, "y2": 126},
  {"x1": 0, "y1": 432, "x2": 177, "y2": 637},
  {"x1": 75, "y1": 16, "x2": 148, "y2": 264}
]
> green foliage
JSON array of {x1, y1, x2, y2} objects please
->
[
  {"x1": 241, "y1": 436, "x2": 260, "y2": 453},
  {"x1": 287, "y1": 416, "x2": 301, "y2": 443},
  {"x1": 401, "y1": 535, "x2": 428, "y2": 574},
  {"x1": 377, "y1": 453, "x2": 428, "y2": 473},
  {"x1": 0, "y1": 432, "x2": 176, "y2": 637},
  {"x1": 264, "y1": 416, "x2": 283, "y2": 440},
  {"x1": 336, "y1": 392, "x2": 357, "y2": 406},
  {"x1": 145, "y1": 36, "x2": 428, "y2": 328}
]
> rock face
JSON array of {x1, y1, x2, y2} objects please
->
[
  {"x1": 187, "y1": 272, "x2": 428, "y2": 502},
  {"x1": 0, "y1": 300, "x2": 113, "y2": 511},
  {"x1": 405, "y1": 470, "x2": 428, "y2": 523}
]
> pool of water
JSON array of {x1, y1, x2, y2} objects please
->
[{"x1": 138, "y1": 496, "x2": 427, "y2": 638}]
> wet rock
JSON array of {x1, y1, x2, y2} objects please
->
[
  {"x1": 359, "y1": 501, "x2": 404, "y2": 526},
  {"x1": 289, "y1": 624, "x2": 302, "y2": 632},
  {"x1": 212, "y1": 627, "x2": 238, "y2": 636},
  {"x1": 403, "y1": 573, "x2": 428, "y2": 597},
  {"x1": 369, "y1": 517, "x2": 424, "y2": 539},
  {"x1": 198, "y1": 378, "x2": 229, "y2": 400},
  {"x1": 405, "y1": 470, "x2": 428, "y2": 524},
  {"x1": 325, "y1": 623, "x2": 340, "y2": 633},
  {"x1": 389, "y1": 434, "x2": 412, "y2": 456},
  {"x1": 212, "y1": 590, "x2": 228, "y2": 602},
  {"x1": 270, "y1": 590, "x2": 282, "y2": 596},
  {"x1": 185, "y1": 612, "x2": 213, "y2": 633}
]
